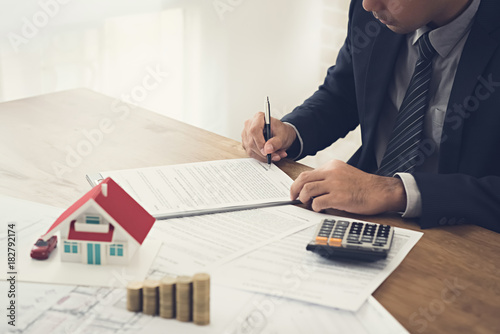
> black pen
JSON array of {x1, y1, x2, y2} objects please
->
[{"x1": 264, "y1": 96, "x2": 272, "y2": 166}]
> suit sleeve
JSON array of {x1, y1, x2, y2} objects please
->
[
  {"x1": 281, "y1": 0, "x2": 360, "y2": 160},
  {"x1": 414, "y1": 173, "x2": 500, "y2": 233}
]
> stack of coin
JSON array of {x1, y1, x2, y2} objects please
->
[
  {"x1": 193, "y1": 273, "x2": 210, "y2": 325},
  {"x1": 176, "y1": 276, "x2": 193, "y2": 322},
  {"x1": 126, "y1": 281, "x2": 143, "y2": 312},
  {"x1": 159, "y1": 276, "x2": 176, "y2": 318},
  {"x1": 142, "y1": 279, "x2": 160, "y2": 315}
]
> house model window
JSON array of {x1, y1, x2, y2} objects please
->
[
  {"x1": 86, "y1": 215, "x2": 101, "y2": 224},
  {"x1": 110, "y1": 244, "x2": 124, "y2": 257},
  {"x1": 64, "y1": 241, "x2": 79, "y2": 254}
]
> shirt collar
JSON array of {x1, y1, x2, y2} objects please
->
[{"x1": 410, "y1": 0, "x2": 481, "y2": 59}]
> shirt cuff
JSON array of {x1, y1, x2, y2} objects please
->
[
  {"x1": 282, "y1": 122, "x2": 303, "y2": 161},
  {"x1": 395, "y1": 173, "x2": 422, "y2": 218}
]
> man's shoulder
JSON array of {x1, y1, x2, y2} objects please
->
[{"x1": 475, "y1": 0, "x2": 500, "y2": 35}]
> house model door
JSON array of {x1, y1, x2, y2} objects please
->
[{"x1": 87, "y1": 243, "x2": 101, "y2": 265}]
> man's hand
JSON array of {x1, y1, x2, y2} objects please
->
[
  {"x1": 290, "y1": 160, "x2": 407, "y2": 215},
  {"x1": 241, "y1": 112, "x2": 297, "y2": 163}
]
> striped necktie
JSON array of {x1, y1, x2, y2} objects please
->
[{"x1": 377, "y1": 32, "x2": 437, "y2": 176}]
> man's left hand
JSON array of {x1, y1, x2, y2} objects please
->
[{"x1": 290, "y1": 160, "x2": 407, "y2": 215}]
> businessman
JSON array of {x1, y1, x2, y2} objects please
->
[{"x1": 241, "y1": 0, "x2": 500, "y2": 232}]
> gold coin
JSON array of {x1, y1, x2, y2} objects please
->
[
  {"x1": 193, "y1": 273, "x2": 210, "y2": 325},
  {"x1": 142, "y1": 280, "x2": 159, "y2": 315},
  {"x1": 126, "y1": 281, "x2": 143, "y2": 312},
  {"x1": 176, "y1": 276, "x2": 193, "y2": 322}
]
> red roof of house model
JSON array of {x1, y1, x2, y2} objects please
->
[{"x1": 44, "y1": 177, "x2": 155, "y2": 244}]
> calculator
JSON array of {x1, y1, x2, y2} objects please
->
[{"x1": 306, "y1": 219, "x2": 394, "y2": 261}]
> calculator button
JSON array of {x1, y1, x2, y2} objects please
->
[
  {"x1": 328, "y1": 238, "x2": 342, "y2": 247},
  {"x1": 377, "y1": 226, "x2": 391, "y2": 233},
  {"x1": 361, "y1": 236, "x2": 374, "y2": 243},
  {"x1": 375, "y1": 237, "x2": 388, "y2": 244},
  {"x1": 315, "y1": 236, "x2": 328, "y2": 245},
  {"x1": 337, "y1": 221, "x2": 350, "y2": 227},
  {"x1": 332, "y1": 232, "x2": 345, "y2": 238}
]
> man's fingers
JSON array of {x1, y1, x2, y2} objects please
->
[
  {"x1": 298, "y1": 181, "x2": 328, "y2": 204},
  {"x1": 271, "y1": 150, "x2": 287, "y2": 162},
  {"x1": 311, "y1": 195, "x2": 330, "y2": 212},
  {"x1": 290, "y1": 170, "x2": 325, "y2": 200},
  {"x1": 241, "y1": 112, "x2": 269, "y2": 160},
  {"x1": 249, "y1": 112, "x2": 266, "y2": 151},
  {"x1": 264, "y1": 136, "x2": 284, "y2": 155}
]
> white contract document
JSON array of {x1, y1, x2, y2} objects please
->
[
  {"x1": 87, "y1": 158, "x2": 299, "y2": 219},
  {"x1": 213, "y1": 211, "x2": 423, "y2": 312},
  {"x1": 146, "y1": 205, "x2": 319, "y2": 277}
]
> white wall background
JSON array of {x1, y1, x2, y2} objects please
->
[{"x1": 0, "y1": 0, "x2": 360, "y2": 168}]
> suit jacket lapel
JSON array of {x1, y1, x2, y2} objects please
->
[
  {"x1": 359, "y1": 26, "x2": 403, "y2": 172},
  {"x1": 440, "y1": 2, "x2": 500, "y2": 173}
]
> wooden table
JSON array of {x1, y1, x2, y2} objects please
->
[{"x1": 0, "y1": 89, "x2": 498, "y2": 333}]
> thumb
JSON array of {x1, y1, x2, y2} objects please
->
[{"x1": 264, "y1": 137, "x2": 284, "y2": 154}]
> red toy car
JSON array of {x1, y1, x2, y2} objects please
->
[{"x1": 30, "y1": 235, "x2": 58, "y2": 260}]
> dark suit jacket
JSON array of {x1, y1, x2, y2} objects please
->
[{"x1": 282, "y1": 0, "x2": 500, "y2": 232}]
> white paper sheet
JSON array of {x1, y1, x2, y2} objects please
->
[
  {"x1": 146, "y1": 205, "x2": 318, "y2": 277},
  {"x1": 212, "y1": 215, "x2": 423, "y2": 312},
  {"x1": 0, "y1": 195, "x2": 161, "y2": 287},
  {"x1": 0, "y1": 281, "x2": 150, "y2": 334},
  {"x1": 138, "y1": 287, "x2": 409, "y2": 334},
  {"x1": 98, "y1": 158, "x2": 297, "y2": 219},
  {"x1": 0, "y1": 281, "x2": 408, "y2": 334}
]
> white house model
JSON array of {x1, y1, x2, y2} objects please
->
[{"x1": 42, "y1": 177, "x2": 156, "y2": 265}]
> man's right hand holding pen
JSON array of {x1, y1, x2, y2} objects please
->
[{"x1": 241, "y1": 112, "x2": 297, "y2": 163}]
